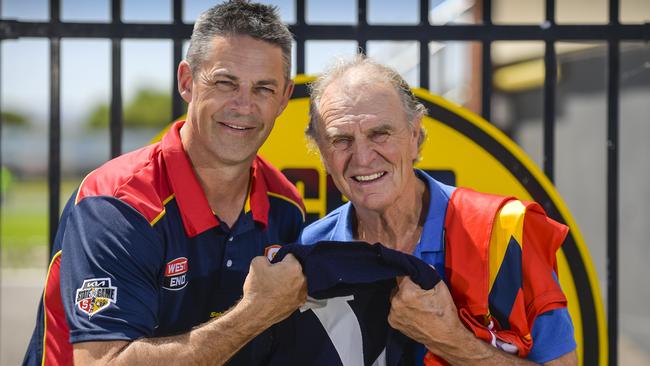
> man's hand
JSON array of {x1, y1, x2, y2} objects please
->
[
  {"x1": 388, "y1": 277, "x2": 577, "y2": 366},
  {"x1": 388, "y1": 276, "x2": 467, "y2": 351},
  {"x1": 242, "y1": 253, "x2": 308, "y2": 326}
]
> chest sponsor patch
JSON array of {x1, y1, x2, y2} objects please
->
[
  {"x1": 264, "y1": 245, "x2": 282, "y2": 261},
  {"x1": 75, "y1": 278, "x2": 117, "y2": 318},
  {"x1": 163, "y1": 257, "x2": 189, "y2": 290}
]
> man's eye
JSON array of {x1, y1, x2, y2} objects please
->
[
  {"x1": 332, "y1": 137, "x2": 352, "y2": 149},
  {"x1": 256, "y1": 86, "x2": 275, "y2": 95},
  {"x1": 370, "y1": 131, "x2": 389, "y2": 143},
  {"x1": 215, "y1": 80, "x2": 236, "y2": 89}
]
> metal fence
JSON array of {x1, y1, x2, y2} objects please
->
[{"x1": 1, "y1": 0, "x2": 649, "y2": 364}]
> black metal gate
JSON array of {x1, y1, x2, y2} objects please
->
[{"x1": 1, "y1": 0, "x2": 648, "y2": 364}]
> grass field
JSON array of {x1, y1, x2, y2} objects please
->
[{"x1": 1, "y1": 179, "x2": 80, "y2": 267}]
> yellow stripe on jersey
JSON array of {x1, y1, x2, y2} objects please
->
[
  {"x1": 488, "y1": 200, "x2": 526, "y2": 293},
  {"x1": 149, "y1": 194, "x2": 175, "y2": 226}
]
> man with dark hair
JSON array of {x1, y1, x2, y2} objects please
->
[{"x1": 23, "y1": 1, "x2": 306, "y2": 365}]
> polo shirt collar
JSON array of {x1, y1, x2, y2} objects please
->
[
  {"x1": 331, "y1": 169, "x2": 452, "y2": 254},
  {"x1": 333, "y1": 203, "x2": 356, "y2": 241},
  {"x1": 245, "y1": 158, "x2": 270, "y2": 229},
  {"x1": 162, "y1": 121, "x2": 269, "y2": 237},
  {"x1": 414, "y1": 169, "x2": 453, "y2": 256}
]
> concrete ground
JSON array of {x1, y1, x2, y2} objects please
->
[
  {"x1": 2, "y1": 268, "x2": 45, "y2": 366},
  {"x1": 2, "y1": 267, "x2": 650, "y2": 365}
]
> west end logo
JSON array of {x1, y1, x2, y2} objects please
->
[
  {"x1": 75, "y1": 278, "x2": 117, "y2": 318},
  {"x1": 163, "y1": 257, "x2": 189, "y2": 290}
]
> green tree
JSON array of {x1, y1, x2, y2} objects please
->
[
  {"x1": 86, "y1": 88, "x2": 174, "y2": 129},
  {"x1": 1, "y1": 166, "x2": 14, "y2": 196},
  {"x1": 1, "y1": 110, "x2": 29, "y2": 126}
]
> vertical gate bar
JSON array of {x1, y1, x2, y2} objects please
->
[
  {"x1": 358, "y1": 0, "x2": 367, "y2": 54},
  {"x1": 607, "y1": 0, "x2": 620, "y2": 364},
  {"x1": 295, "y1": 0, "x2": 305, "y2": 75},
  {"x1": 606, "y1": 39, "x2": 620, "y2": 366},
  {"x1": 172, "y1": 41, "x2": 184, "y2": 120},
  {"x1": 0, "y1": 0, "x2": 4, "y2": 345},
  {"x1": 358, "y1": 41, "x2": 367, "y2": 54},
  {"x1": 481, "y1": 43, "x2": 491, "y2": 121},
  {"x1": 110, "y1": 0, "x2": 122, "y2": 158},
  {"x1": 543, "y1": 41, "x2": 556, "y2": 182},
  {"x1": 481, "y1": 0, "x2": 492, "y2": 121},
  {"x1": 419, "y1": 0, "x2": 429, "y2": 89},
  {"x1": 172, "y1": 0, "x2": 184, "y2": 120},
  {"x1": 420, "y1": 0, "x2": 429, "y2": 25},
  {"x1": 358, "y1": 0, "x2": 367, "y2": 26},
  {"x1": 543, "y1": 0, "x2": 556, "y2": 182},
  {"x1": 111, "y1": 39, "x2": 122, "y2": 158},
  {"x1": 419, "y1": 40, "x2": 429, "y2": 89},
  {"x1": 48, "y1": 0, "x2": 61, "y2": 254}
]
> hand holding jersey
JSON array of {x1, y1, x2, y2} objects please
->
[
  {"x1": 389, "y1": 278, "x2": 467, "y2": 354},
  {"x1": 389, "y1": 277, "x2": 577, "y2": 366},
  {"x1": 389, "y1": 278, "x2": 538, "y2": 366},
  {"x1": 242, "y1": 254, "x2": 307, "y2": 327}
]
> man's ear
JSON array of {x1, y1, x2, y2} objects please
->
[
  {"x1": 410, "y1": 115, "x2": 423, "y2": 160},
  {"x1": 177, "y1": 60, "x2": 193, "y2": 104},
  {"x1": 277, "y1": 80, "x2": 295, "y2": 116}
]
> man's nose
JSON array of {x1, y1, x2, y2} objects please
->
[
  {"x1": 231, "y1": 88, "x2": 253, "y2": 115},
  {"x1": 351, "y1": 139, "x2": 376, "y2": 166}
]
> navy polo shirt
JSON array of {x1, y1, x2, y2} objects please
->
[
  {"x1": 299, "y1": 170, "x2": 575, "y2": 364},
  {"x1": 23, "y1": 121, "x2": 305, "y2": 366}
]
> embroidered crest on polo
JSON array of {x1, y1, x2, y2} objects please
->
[
  {"x1": 264, "y1": 245, "x2": 282, "y2": 261},
  {"x1": 75, "y1": 278, "x2": 117, "y2": 318},
  {"x1": 163, "y1": 257, "x2": 189, "y2": 290}
]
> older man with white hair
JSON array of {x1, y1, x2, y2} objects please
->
[{"x1": 300, "y1": 55, "x2": 578, "y2": 366}]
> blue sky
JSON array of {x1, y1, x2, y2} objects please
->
[{"x1": 1, "y1": 0, "x2": 421, "y2": 127}]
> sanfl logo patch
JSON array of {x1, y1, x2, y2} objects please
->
[{"x1": 75, "y1": 278, "x2": 117, "y2": 318}]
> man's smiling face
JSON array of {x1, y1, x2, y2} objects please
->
[
  {"x1": 183, "y1": 35, "x2": 292, "y2": 166},
  {"x1": 316, "y1": 75, "x2": 420, "y2": 213}
]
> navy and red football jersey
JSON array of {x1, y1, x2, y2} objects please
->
[
  {"x1": 266, "y1": 241, "x2": 441, "y2": 366},
  {"x1": 23, "y1": 121, "x2": 305, "y2": 366}
]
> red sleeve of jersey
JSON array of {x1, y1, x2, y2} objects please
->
[{"x1": 521, "y1": 202, "x2": 569, "y2": 326}]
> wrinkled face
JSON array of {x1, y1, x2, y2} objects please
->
[
  {"x1": 180, "y1": 35, "x2": 293, "y2": 166},
  {"x1": 316, "y1": 80, "x2": 420, "y2": 213}
]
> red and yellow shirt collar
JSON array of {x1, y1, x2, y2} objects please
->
[
  {"x1": 161, "y1": 120, "x2": 269, "y2": 237},
  {"x1": 246, "y1": 158, "x2": 270, "y2": 228}
]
